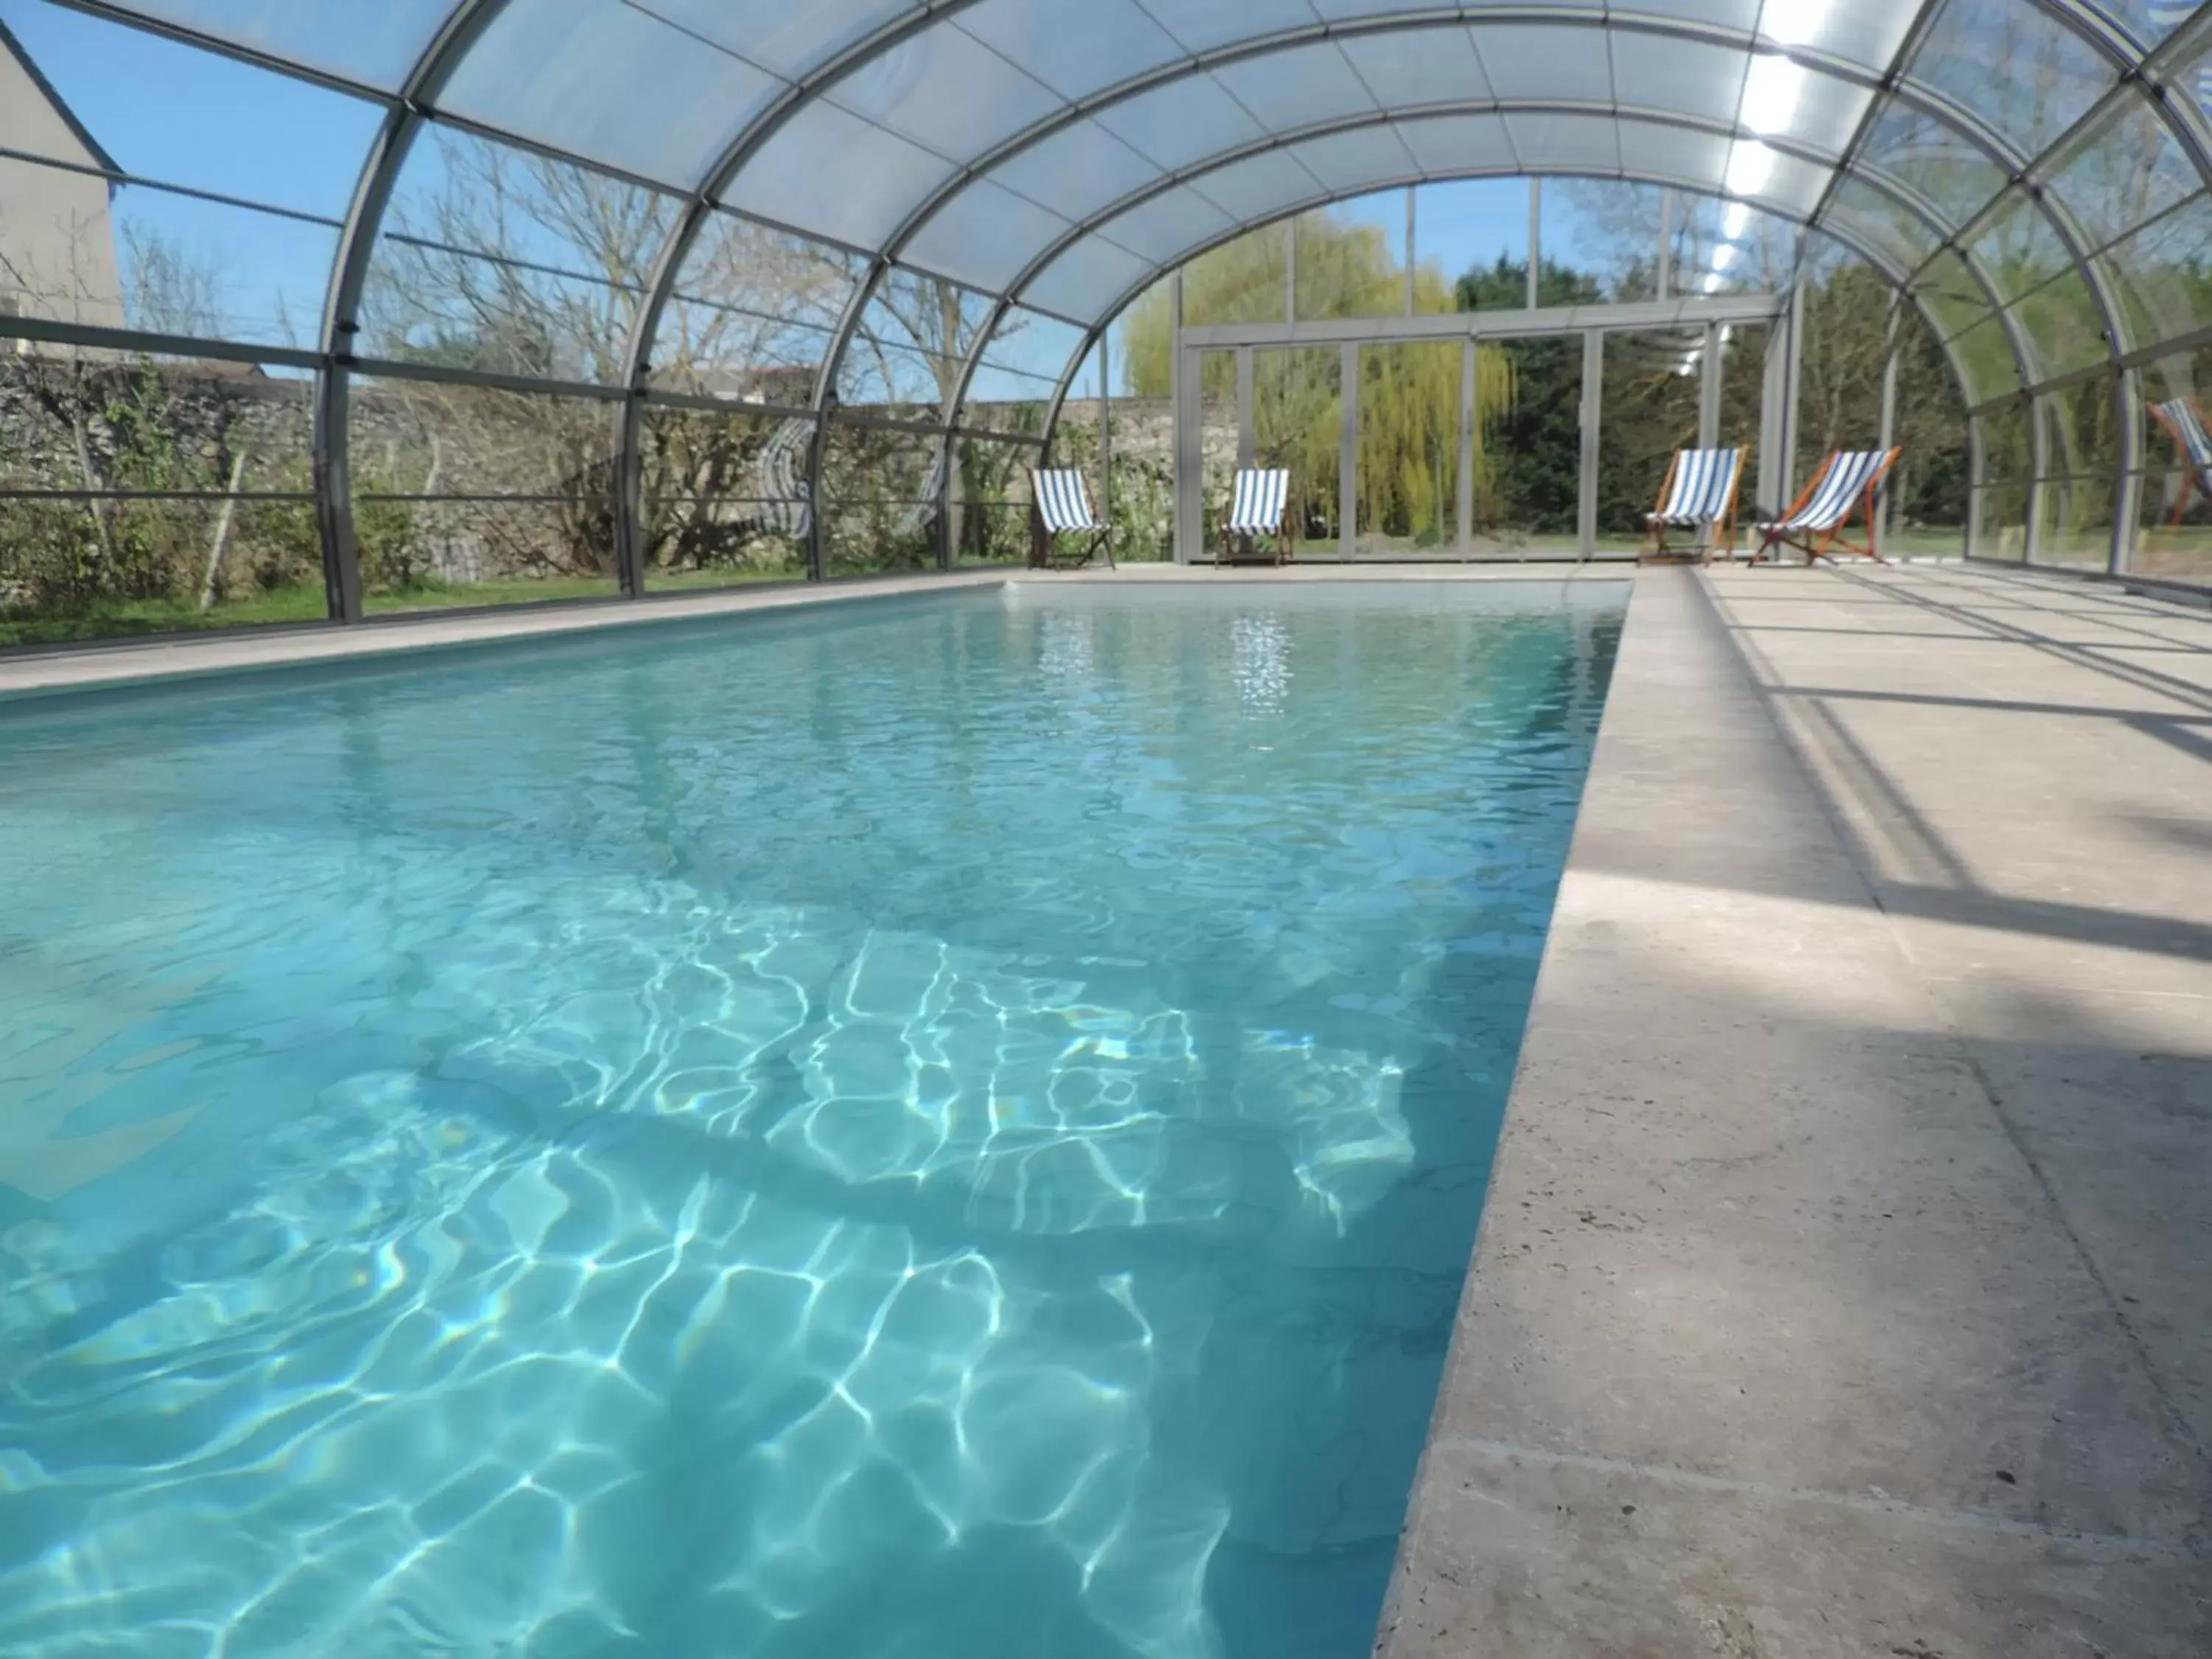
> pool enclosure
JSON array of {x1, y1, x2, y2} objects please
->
[{"x1": 5, "y1": 0, "x2": 2212, "y2": 641}]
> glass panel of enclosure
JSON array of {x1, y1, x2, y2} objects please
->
[
  {"x1": 1252, "y1": 347, "x2": 1343, "y2": 559},
  {"x1": 819, "y1": 420, "x2": 945, "y2": 578},
  {"x1": 350, "y1": 375, "x2": 622, "y2": 613},
  {"x1": 950, "y1": 438, "x2": 1034, "y2": 568},
  {"x1": 1194, "y1": 348, "x2": 1239, "y2": 557},
  {"x1": 0, "y1": 349, "x2": 322, "y2": 648},
  {"x1": 1354, "y1": 342, "x2": 1461, "y2": 559},
  {"x1": 1596, "y1": 332, "x2": 1705, "y2": 558},
  {"x1": 2132, "y1": 341, "x2": 2212, "y2": 583},
  {"x1": 1467, "y1": 334, "x2": 1585, "y2": 560},
  {"x1": 637, "y1": 405, "x2": 813, "y2": 591},
  {"x1": 1889, "y1": 306, "x2": 1972, "y2": 556},
  {"x1": 1972, "y1": 400, "x2": 2035, "y2": 562}
]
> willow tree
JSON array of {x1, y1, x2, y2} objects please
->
[{"x1": 1121, "y1": 208, "x2": 1514, "y2": 549}]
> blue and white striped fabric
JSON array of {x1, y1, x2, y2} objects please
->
[
  {"x1": 1646, "y1": 448, "x2": 1743, "y2": 526},
  {"x1": 2155, "y1": 397, "x2": 2212, "y2": 487},
  {"x1": 1761, "y1": 451, "x2": 1893, "y2": 532},
  {"x1": 751, "y1": 418, "x2": 813, "y2": 537},
  {"x1": 1226, "y1": 468, "x2": 1290, "y2": 534},
  {"x1": 1032, "y1": 468, "x2": 1104, "y2": 532}
]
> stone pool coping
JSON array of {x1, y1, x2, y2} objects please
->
[{"x1": 1374, "y1": 564, "x2": 2211, "y2": 1655}]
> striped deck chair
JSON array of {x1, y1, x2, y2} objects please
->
[
  {"x1": 1643, "y1": 447, "x2": 1745, "y2": 563},
  {"x1": 2148, "y1": 397, "x2": 2212, "y2": 526},
  {"x1": 1755, "y1": 448, "x2": 1901, "y2": 565},
  {"x1": 1220, "y1": 468, "x2": 1291, "y2": 566},
  {"x1": 1029, "y1": 468, "x2": 1113, "y2": 568}
]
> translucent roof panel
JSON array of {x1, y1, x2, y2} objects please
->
[
  {"x1": 18, "y1": 0, "x2": 2190, "y2": 361},
  {"x1": 1397, "y1": 114, "x2": 1519, "y2": 176},
  {"x1": 88, "y1": 0, "x2": 453, "y2": 89},
  {"x1": 1339, "y1": 27, "x2": 1492, "y2": 108},
  {"x1": 902, "y1": 178, "x2": 1071, "y2": 293},
  {"x1": 1756, "y1": 0, "x2": 1921, "y2": 68},
  {"x1": 830, "y1": 23, "x2": 1065, "y2": 161},
  {"x1": 441, "y1": 0, "x2": 785, "y2": 188},
  {"x1": 1618, "y1": 36, "x2": 1750, "y2": 128},
  {"x1": 717, "y1": 100, "x2": 954, "y2": 251},
  {"x1": 639, "y1": 0, "x2": 920, "y2": 80},
  {"x1": 989, "y1": 121, "x2": 1164, "y2": 226},
  {"x1": 1472, "y1": 26, "x2": 1617, "y2": 104}
]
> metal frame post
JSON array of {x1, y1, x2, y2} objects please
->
[
  {"x1": 1287, "y1": 216, "x2": 1298, "y2": 324},
  {"x1": 1100, "y1": 328, "x2": 1115, "y2": 550},
  {"x1": 1458, "y1": 336, "x2": 1477, "y2": 557},
  {"x1": 1698, "y1": 321, "x2": 1722, "y2": 451},
  {"x1": 311, "y1": 373, "x2": 363, "y2": 620},
  {"x1": 2112, "y1": 365, "x2": 2143, "y2": 574},
  {"x1": 1340, "y1": 340, "x2": 1360, "y2": 557},
  {"x1": 1528, "y1": 178, "x2": 1543, "y2": 311},
  {"x1": 1757, "y1": 319, "x2": 1786, "y2": 517},
  {"x1": 1405, "y1": 187, "x2": 1417, "y2": 317},
  {"x1": 1657, "y1": 188, "x2": 1674, "y2": 302},
  {"x1": 1879, "y1": 299, "x2": 1901, "y2": 545},
  {"x1": 1781, "y1": 282, "x2": 1807, "y2": 507},
  {"x1": 1236, "y1": 347, "x2": 1256, "y2": 470},
  {"x1": 1173, "y1": 271, "x2": 1201, "y2": 563},
  {"x1": 937, "y1": 428, "x2": 955, "y2": 571},
  {"x1": 2025, "y1": 390, "x2": 2050, "y2": 565},
  {"x1": 1578, "y1": 330, "x2": 1602, "y2": 557},
  {"x1": 1966, "y1": 412, "x2": 1989, "y2": 559}
]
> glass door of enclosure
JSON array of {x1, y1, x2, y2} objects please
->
[
  {"x1": 1594, "y1": 330, "x2": 1705, "y2": 559},
  {"x1": 1354, "y1": 342, "x2": 1461, "y2": 558},
  {"x1": 1235, "y1": 335, "x2": 1582, "y2": 560},
  {"x1": 1470, "y1": 335, "x2": 1585, "y2": 559},
  {"x1": 1181, "y1": 317, "x2": 1783, "y2": 563},
  {"x1": 1253, "y1": 347, "x2": 1343, "y2": 555}
]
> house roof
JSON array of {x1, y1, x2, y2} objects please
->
[{"x1": 0, "y1": 15, "x2": 122, "y2": 181}]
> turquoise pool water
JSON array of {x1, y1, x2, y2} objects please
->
[{"x1": 0, "y1": 582, "x2": 1621, "y2": 1659}]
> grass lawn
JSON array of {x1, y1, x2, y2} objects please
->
[
  {"x1": 0, "y1": 585, "x2": 331, "y2": 650},
  {"x1": 1, "y1": 567, "x2": 810, "y2": 650}
]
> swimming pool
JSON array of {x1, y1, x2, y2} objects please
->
[{"x1": 0, "y1": 581, "x2": 1621, "y2": 1659}]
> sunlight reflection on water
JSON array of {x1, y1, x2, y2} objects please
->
[{"x1": 0, "y1": 582, "x2": 1620, "y2": 1659}]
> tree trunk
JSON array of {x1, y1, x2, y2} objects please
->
[{"x1": 198, "y1": 451, "x2": 250, "y2": 611}]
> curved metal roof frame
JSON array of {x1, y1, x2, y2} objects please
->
[
  {"x1": 998, "y1": 169, "x2": 1992, "y2": 474},
  {"x1": 784, "y1": 0, "x2": 2183, "y2": 467},
  {"x1": 36, "y1": 0, "x2": 2212, "y2": 594},
  {"x1": 311, "y1": 0, "x2": 515, "y2": 619}
]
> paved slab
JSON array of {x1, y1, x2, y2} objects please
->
[{"x1": 1378, "y1": 565, "x2": 2211, "y2": 1657}]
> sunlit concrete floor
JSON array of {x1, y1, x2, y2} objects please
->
[{"x1": 1380, "y1": 563, "x2": 2212, "y2": 1657}]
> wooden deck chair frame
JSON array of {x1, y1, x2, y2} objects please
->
[
  {"x1": 1028, "y1": 469, "x2": 1113, "y2": 570},
  {"x1": 2146, "y1": 397, "x2": 2212, "y2": 528},
  {"x1": 1644, "y1": 448, "x2": 1746, "y2": 564},
  {"x1": 1755, "y1": 448, "x2": 1902, "y2": 566},
  {"x1": 1220, "y1": 468, "x2": 1292, "y2": 566}
]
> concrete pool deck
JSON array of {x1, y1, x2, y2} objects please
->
[
  {"x1": 1377, "y1": 564, "x2": 2212, "y2": 1656},
  {"x1": 4, "y1": 559, "x2": 2205, "y2": 1650}
]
